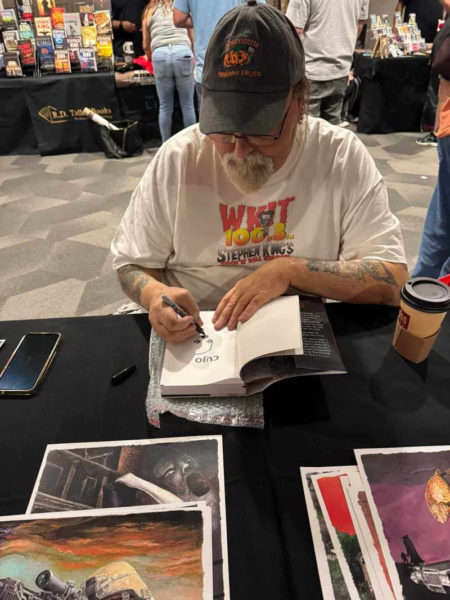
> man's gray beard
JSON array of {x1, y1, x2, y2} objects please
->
[{"x1": 222, "y1": 152, "x2": 274, "y2": 195}]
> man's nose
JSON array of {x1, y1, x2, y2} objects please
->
[{"x1": 233, "y1": 137, "x2": 254, "y2": 160}]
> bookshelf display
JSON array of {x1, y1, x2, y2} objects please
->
[{"x1": 0, "y1": 0, "x2": 113, "y2": 77}]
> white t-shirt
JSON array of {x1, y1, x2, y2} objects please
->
[
  {"x1": 111, "y1": 118, "x2": 406, "y2": 308},
  {"x1": 286, "y1": 0, "x2": 369, "y2": 81}
]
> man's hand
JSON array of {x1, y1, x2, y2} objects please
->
[
  {"x1": 122, "y1": 20, "x2": 137, "y2": 33},
  {"x1": 148, "y1": 285, "x2": 203, "y2": 343},
  {"x1": 117, "y1": 264, "x2": 202, "y2": 344},
  {"x1": 213, "y1": 260, "x2": 290, "y2": 331}
]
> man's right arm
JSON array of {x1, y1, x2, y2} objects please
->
[{"x1": 118, "y1": 264, "x2": 201, "y2": 342}]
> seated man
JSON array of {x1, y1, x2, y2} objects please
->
[{"x1": 112, "y1": 1, "x2": 408, "y2": 343}]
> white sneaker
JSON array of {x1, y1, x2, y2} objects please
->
[{"x1": 338, "y1": 120, "x2": 350, "y2": 128}]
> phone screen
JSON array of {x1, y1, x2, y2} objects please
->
[{"x1": 0, "y1": 333, "x2": 60, "y2": 394}]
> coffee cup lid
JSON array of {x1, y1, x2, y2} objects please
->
[{"x1": 401, "y1": 277, "x2": 450, "y2": 313}]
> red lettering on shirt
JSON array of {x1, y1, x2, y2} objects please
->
[{"x1": 219, "y1": 204, "x2": 245, "y2": 232}]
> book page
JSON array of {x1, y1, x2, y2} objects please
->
[
  {"x1": 160, "y1": 312, "x2": 240, "y2": 388},
  {"x1": 237, "y1": 296, "x2": 302, "y2": 370}
]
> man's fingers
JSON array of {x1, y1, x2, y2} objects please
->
[
  {"x1": 236, "y1": 296, "x2": 267, "y2": 325},
  {"x1": 213, "y1": 295, "x2": 239, "y2": 330},
  {"x1": 227, "y1": 294, "x2": 255, "y2": 330},
  {"x1": 160, "y1": 309, "x2": 194, "y2": 332},
  {"x1": 155, "y1": 320, "x2": 197, "y2": 343},
  {"x1": 213, "y1": 290, "x2": 234, "y2": 324},
  {"x1": 171, "y1": 289, "x2": 203, "y2": 326}
]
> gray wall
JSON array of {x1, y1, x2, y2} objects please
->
[{"x1": 367, "y1": 0, "x2": 398, "y2": 20}]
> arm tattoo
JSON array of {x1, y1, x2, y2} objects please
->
[
  {"x1": 117, "y1": 264, "x2": 151, "y2": 305},
  {"x1": 305, "y1": 259, "x2": 404, "y2": 286}
]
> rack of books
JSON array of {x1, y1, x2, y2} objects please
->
[
  {"x1": 0, "y1": 0, "x2": 113, "y2": 77},
  {"x1": 366, "y1": 12, "x2": 427, "y2": 59}
]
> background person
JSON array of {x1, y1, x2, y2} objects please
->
[
  {"x1": 112, "y1": 0, "x2": 146, "y2": 57},
  {"x1": 413, "y1": 12, "x2": 450, "y2": 279},
  {"x1": 112, "y1": 2, "x2": 408, "y2": 344},
  {"x1": 286, "y1": 0, "x2": 368, "y2": 127},
  {"x1": 143, "y1": 0, "x2": 196, "y2": 143},
  {"x1": 173, "y1": 0, "x2": 265, "y2": 102},
  {"x1": 415, "y1": 0, "x2": 448, "y2": 146}
]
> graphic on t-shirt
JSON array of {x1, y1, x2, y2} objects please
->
[{"x1": 217, "y1": 197, "x2": 295, "y2": 266}]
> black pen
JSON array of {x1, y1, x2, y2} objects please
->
[
  {"x1": 111, "y1": 365, "x2": 136, "y2": 385},
  {"x1": 161, "y1": 294, "x2": 206, "y2": 337}
]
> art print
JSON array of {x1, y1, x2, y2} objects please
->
[
  {"x1": 312, "y1": 469, "x2": 376, "y2": 600},
  {"x1": 27, "y1": 436, "x2": 228, "y2": 600},
  {"x1": 300, "y1": 466, "x2": 351, "y2": 600},
  {"x1": 0, "y1": 504, "x2": 213, "y2": 600},
  {"x1": 356, "y1": 446, "x2": 450, "y2": 599},
  {"x1": 342, "y1": 473, "x2": 395, "y2": 600}
]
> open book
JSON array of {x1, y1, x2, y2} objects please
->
[{"x1": 160, "y1": 295, "x2": 345, "y2": 397}]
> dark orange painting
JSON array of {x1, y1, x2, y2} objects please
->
[{"x1": 0, "y1": 506, "x2": 211, "y2": 600}]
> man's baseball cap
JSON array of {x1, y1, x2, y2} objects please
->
[{"x1": 199, "y1": 0, "x2": 305, "y2": 136}]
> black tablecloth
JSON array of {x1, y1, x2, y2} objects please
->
[
  {"x1": 0, "y1": 305, "x2": 449, "y2": 599},
  {"x1": 354, "y1": 53, "x2": 431, "y2": 134},
  {"x1": 0, "y1": 72, "x2": 121, "y2": 155}
]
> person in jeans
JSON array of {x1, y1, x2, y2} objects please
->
[
  {"x1": 413, "y1": 26, "x2": 450, "y2": 278},
  {"x1": 286, "y1": 0, "x2": 368, "y2": 126},
  {"x1": 143, "y1": 0, "x2": 196, "y2": 142},
  {"x1": 173, "y1": 0, "x2": 265, "y2": 103}
]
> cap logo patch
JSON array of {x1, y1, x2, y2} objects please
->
[
  {"x1": 219, "y1": 37, "x2": 261, "y2": 78},
  {"x1": 224, "y1": 44, "x2": 254, "y2": 68}
]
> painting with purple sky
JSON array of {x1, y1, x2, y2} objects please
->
[{"x1": 356, "y1": 446, "x2": 450, "y2": 600}]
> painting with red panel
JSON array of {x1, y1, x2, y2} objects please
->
[{"x1": 316, "y1": 474, "x2": 375, "y2": 599}]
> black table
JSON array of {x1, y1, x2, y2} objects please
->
[
  {"x1": 0, "y1": 305, "x2": 449, "y2": 599},
  {"x1": 0, "y1": 72, "x2": 188, "y2": 155},
  {"x1": 354, "y1": 53, "x2": 431, "y2": 134},
  {"x1": 0, "y1": 72, "x2": 121, "y2": 155}
]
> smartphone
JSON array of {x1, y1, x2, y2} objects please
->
[{"x1": 0, "y1": 332, "x2": 61, "y2": 397}]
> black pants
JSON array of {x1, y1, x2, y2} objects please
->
[{"x1": 421, "y1": 70, "x2": 439, "y2": 132}]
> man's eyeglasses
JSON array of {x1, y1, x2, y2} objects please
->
[{"x1": 207, "y1": 99, "x2": 292, "y2": 147}]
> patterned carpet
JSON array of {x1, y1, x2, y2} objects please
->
[{"x1": 0, "y1": 130, "x2": 438, "y2": 320}]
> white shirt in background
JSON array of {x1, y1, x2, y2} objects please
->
[{"x1": 286, "y1": 0, "x2": 369, "y2": 81}]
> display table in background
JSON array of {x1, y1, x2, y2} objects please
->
[
  {"x1": 0, "y1": 304, "x2": 449, "y2": 599},
  {"x1": 0, "y1": 70, "x2": 188, "y2": 155},
  {"x1": 353, "y1": 52, "x2": 430, "y2": 134},
  {"x1": 0, "y1": 72, "x2": 121, "y2": 155},
  {"x1": 115, "y1": 71, "x2": 186, "y2": 148}
]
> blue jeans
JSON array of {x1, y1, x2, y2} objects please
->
[
  {"x1": 152, "y1": 44, "x2": 196, "y2": 142},
  {"x1": 413, "y1": 136, "x2": 450, "y2": 279}
]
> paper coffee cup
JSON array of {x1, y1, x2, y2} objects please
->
[{"x1": 393, "y1": 277, "x2": 450, "y2": 362}]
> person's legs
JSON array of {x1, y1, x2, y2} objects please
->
[
  {"x1": 152, "y1": 46, "x2": 175, "y2": 142},
  {"x1": 420, "y1": 70, "x2": 439, "y2": 133},
  {"x1": 172, "y1": 44, "x2": 196, "y2": 129},
  {"x1": 413, "y1": 136, "x2": 450, "y2": 278},
  {"x1": 308, "y1": 80, "x2": 324, "y2": 118},
  {"x1": 320, "y1": 76, "x2": 348, "y2": 125}
]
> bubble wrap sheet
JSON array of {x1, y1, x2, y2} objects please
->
[{"x1": 146, "y1": 329, "x2": 264, "y2": 429}]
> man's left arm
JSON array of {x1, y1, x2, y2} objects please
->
[{"x1": 213, "y1": 258, "x2": 408, "y2": 330}]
